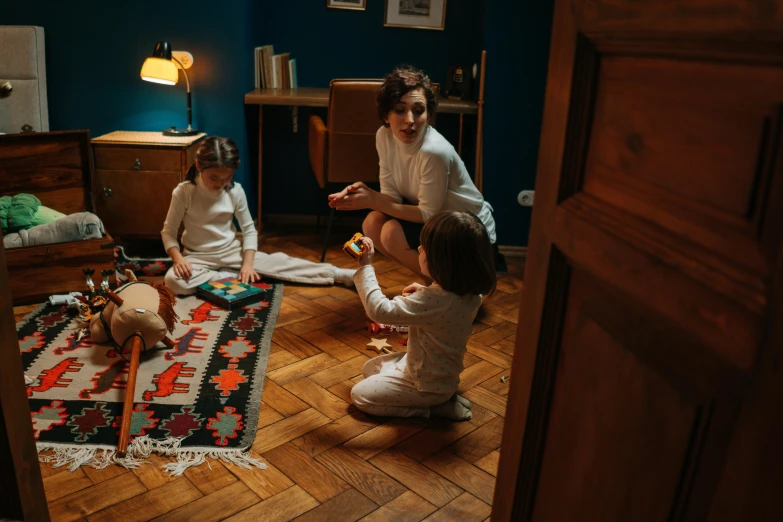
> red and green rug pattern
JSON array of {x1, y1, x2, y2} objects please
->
[{"x1": 18, "y1": 248, "x2": 281, "y2": 474}]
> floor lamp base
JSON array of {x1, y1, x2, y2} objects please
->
[{"x1": 162, "y1": 126, "x2": 199, "y2": 137}]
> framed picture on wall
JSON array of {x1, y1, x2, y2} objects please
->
[
  {"x1": 327, "y1": 0, "x2": 366, "y2": 10},
  {"x1": 384, "y1": 0, "x2": 447, "y2": 30}
]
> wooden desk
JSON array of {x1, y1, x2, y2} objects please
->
[{"x1": 244, "y1": 88, "x2": 480, "y2": 227}]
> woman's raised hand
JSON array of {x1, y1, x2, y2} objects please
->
[{"x1": 328, "y1": 182, "x2": 375, "y2": 210}]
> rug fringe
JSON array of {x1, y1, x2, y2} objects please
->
[
  {"x1": 163, "y1": 448, "x2": 267, "y2": 476},
  {"x1": 38, "y1": 436, "x2": 266, "y2": 476},
  {"x1": 39, "y1": 446, "x2": 116, "y2": 472}
]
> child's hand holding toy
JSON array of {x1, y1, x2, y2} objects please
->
[
  {"x1": 403, "y1": 282, "x2": 425, "y2": 295},
  {"x1": 342, "y1": 232, "x2": 373, "y2": 266},
  {"x1": 358, "y1": 237, "x2": 374, "y2": 267}
]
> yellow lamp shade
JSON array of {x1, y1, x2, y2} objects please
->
[{"x1": 140, "y1": 57, "x2": 178, "y2": 85}]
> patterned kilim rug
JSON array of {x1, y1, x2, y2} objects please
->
[{"x1": 16, "y1": 247, "x2": 281, "y2": 475}]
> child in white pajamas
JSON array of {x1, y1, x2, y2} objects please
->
[
  {"x1": 350, "y1": 210, "x2": 496, "y2": 420},
  {"x1": 161, "y1": 136, "x2": 355, "y2": 295}
]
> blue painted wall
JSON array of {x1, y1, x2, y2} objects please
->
[
  {"x1": 482, "y1": 0, "x2": 554, "y2": 247},
  {"x1": 2, "y1": 0, "x2": 553, "y2": 247},
  {"x1": 2, "y1": 0, "x2": 256, "y2": 200}
]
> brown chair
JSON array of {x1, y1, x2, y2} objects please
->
[{"x1": 308, "y1": 79, "x2": 384, "y2": 261}]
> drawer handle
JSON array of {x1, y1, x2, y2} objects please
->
[
  {"x1": 133, "y1": 158, "x2": 141, "y2": 170},
  {"x1": 34, "y1": 247, "x2": 52, "y2": 263},
  {"x1": 103, "y1": 187, "x2": 113, "y2": 197}
]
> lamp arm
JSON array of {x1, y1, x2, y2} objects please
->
[
  {"x1": 171, "y1": 56, "x2": 193, "y2": 131},
  {"x1": 171, "y1": 56, "x2": 191, "y2": 93}
]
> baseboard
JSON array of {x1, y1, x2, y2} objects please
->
[{"x1": 498, "y1": 245, "x2": 527, "y2": 258}]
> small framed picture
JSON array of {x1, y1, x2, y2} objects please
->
[
  {"x1": 384, "y1": 0, "x2": 447, "y2": 30},
  {"x1": 327, "y1": 0, "x2": 366, "y2": 10}
]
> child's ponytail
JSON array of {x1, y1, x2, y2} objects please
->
[{"x1": 186, "y1": 136, "x2": 240, "y2": 189}]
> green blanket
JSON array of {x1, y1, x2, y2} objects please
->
[{"x1": 0, "y1": 194, "x2": 66, "y2": 235}]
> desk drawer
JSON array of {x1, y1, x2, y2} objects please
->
[
  {"x1": 94, "y1": 147, "x2": 181, "y2": 172},
  {"x1": 94, "y1": 169, "x2": 180, "y2": 236}
]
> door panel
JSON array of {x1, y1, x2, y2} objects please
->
[
  {"x1": 94, "y1": 169, "x2": 180, "y2": 237},
  {"x1": 532, "y1": 268, "x2": 744, "y2": 521},
  {"x1": 553, "y1": 196, "x2": 762, "y2": 372},
  {"x1": 583, "y1": 56, "x2": 783, "y2": 281},
  {"x1": 533, "y1": 271, "x2": 697, "y2": 521},
  {"x1": 493, "y1": 1, "x2": 783, "y2": 520}
]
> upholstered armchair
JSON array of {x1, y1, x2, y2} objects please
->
[{"x1": 308, "y1": 79, "x2": 383, "y2": 261}]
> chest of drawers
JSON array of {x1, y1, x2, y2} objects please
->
[{"x1": 91, "y1": 131, "x2": 205, "y2": 238}]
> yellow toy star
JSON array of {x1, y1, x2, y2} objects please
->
[{"x1": 367, "y1": 337, "x2": 392, "y2": 354}]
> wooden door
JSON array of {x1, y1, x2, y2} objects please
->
[
  {"x1": 0, "y1": 241, "x2": 50, "y2": 521},
  {"x1": 494, "y1": 1, "x2": 783, "y2": 521}
]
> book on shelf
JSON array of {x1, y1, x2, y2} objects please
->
[
  {"x1": 253, "y1": 44, "x2": 275, "y2": 89},
  {"x1": 253, "y1": 44, "x2": 298, "y2": 89},
  {"x1": 272, "y1": 54, "x2": 280, "y2": 88},
  {"x1": 288, "y1": 58, "x2": 298, "y2": 88},
  {"x1": 263, "y1": 46, "x2": 274, "y2": 87},
  {"x1": 254, "y1": 46, "x2": 260, "y2": 88},
  {"x1": 272, "y1": 52, "x2": 290, "y2": 89}
]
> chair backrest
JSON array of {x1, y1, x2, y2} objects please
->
[{"x1": 325, "y1": 79, "x2": 384, "y2": 184}]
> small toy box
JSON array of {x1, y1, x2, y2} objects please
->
[
  {"x1": 196, "y1": 278, "x2": 265, "y2": 310},
  {"x1": 343, "y1": 232, "x2": 364, "y2": 259}
]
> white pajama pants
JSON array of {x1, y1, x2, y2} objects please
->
[
  {"x1": 164, "y1": 240, "x2": 336, "y2": 295},
  {"x1": 351, "y1": 352, "x2": 454, "y2": 418}
]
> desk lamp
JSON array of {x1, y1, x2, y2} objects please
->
[{"x1": 140, "y1": 41, "x2": 198, "y2": 136}]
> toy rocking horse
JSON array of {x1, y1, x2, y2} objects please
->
[{"x1": 85, "y1": 270, "x2": 178, "y2": 457}]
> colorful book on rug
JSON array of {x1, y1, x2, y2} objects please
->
[{"x1": 197, "y1": 278, "x2": 266, "y2": 310}]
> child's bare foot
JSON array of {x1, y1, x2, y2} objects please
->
[{"x1": 431, "y1": 399, "x2": 472, "y2": 421}]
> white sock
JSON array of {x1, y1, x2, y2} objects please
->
[
  {"x1": 431, "y1": 400, "x2": 472, "y2": 421},
  {"x1": 334, "y1": 267, "x2": 356, "y2": 287},
  {"x1": 450, "y1": 393, "x2": 472, "y2": 409}
]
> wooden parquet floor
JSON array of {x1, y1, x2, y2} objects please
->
[{"x1": 13, "y1": 227, "x2": 524, "y2": 522}]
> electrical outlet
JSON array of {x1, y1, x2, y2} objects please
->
[{"x1": 518, "y1": 190, "x2": 534, "y2": 207}]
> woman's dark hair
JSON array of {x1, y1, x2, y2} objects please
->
[
  {"x1": 420, "y1": 211, "x2": 496, "y2": 296},
  {"x1": 185, "y1": 136, "x2": 239, "y2": 190},
  {"x1": 377, "y1": 65, "x2": 438, "y2": 126}
]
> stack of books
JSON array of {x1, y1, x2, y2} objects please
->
[{"x1": 254, "y1": 45, "x2": 298, "y2": 89}]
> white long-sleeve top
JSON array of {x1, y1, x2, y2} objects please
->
[
  {"x1": 354, "y1": 265, "x2": 482, "y2": 394},
  {"x1": 376, "y1": 124, "x2": 497, "y2": 243},
  {"x1": 161, "y1": 175, "x2": 258, "y2": 254}
]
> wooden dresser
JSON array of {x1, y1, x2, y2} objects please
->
[{"x1": 91, "y1": 131, "x2": 205, "y2": 238}]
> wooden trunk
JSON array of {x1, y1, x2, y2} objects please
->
[
  {"x1": 0, "y1": 131, "x2": 114, "y2": 304},
  {"x1": 494, "y1": 1, "x2": 783, "y2": 521}
]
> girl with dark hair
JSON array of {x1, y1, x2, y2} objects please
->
[
  {"x1": 328, "y1": 65, "x2": 497, "y2": 280},
  {"x1": 161, "y1": 136, "x2": 355, "y2": 295},
  {"x1": 350, "y1": 210, "x2": 496, "y2": 420}
]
